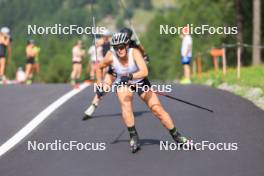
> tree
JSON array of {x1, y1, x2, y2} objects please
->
[
  {"x1": 235, "y1": 0, "x2": 243, "y2": 63},
  {"x1": 252, "y1": 0, "x2": 261, "y2": 65},
  {"x1": 142, "y1": 0, "x2": 236, "y2": 80}
]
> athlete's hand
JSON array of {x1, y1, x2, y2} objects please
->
[
  {"x1": 120, "y1": 74, "x2": 133, "y2": 85},
  {"x1": 143, "y1": 55, "x2": 150, "y2": 63},
  {"x1": 95, "y1": 80, "x2": 101, "y2": 85}
]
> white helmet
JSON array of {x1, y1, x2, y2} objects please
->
[
  {"x1": 0, "y1": 27, "x2": 10, "y2": 34},
  {"x1": 102, "y1": 29, "x2": 111, "y2": 36},
  {"x1": 110, "y1": 32, "x2": 130, "y2": 46}
]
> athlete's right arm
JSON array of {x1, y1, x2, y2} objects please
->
[{"x1": 96, "y1": 51, "x2": 113, "y2": 84}]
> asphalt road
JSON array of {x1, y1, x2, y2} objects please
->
[
  {"x1": 0, "y1": 84, "x2": 71, "y2": 145},
  {"x1": 0, "y1": 84, "x2": 264, "y2": 176}
]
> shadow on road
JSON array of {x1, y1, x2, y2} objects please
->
[
  {"x1": 111, "y1": 138, "x2": 162, "y2": 146},
  {"x1": 92, "y1": 110, "x2": 151, "y2": 119}
]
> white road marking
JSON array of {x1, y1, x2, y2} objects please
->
[{"x1": 0, "y1": 83, "x2": 90, "y2": 157}]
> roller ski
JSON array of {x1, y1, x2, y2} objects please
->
[
  {"x1": 82, "y1": 103, "x2": 97, "y2": 120},
  {"x1": 173, "y1": 132, "x2": 195, "y2": 150},
  {"x1": 129, "y1": 135, "x2": 141, "y2": 153}
]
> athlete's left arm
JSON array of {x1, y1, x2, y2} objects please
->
[
  {"x1": 96, "y1": 51, "x2": 113, "y2": 84},
  {"x1": 138, "y1": 44, "x2": 145, "y2": 56},
  {"x1": 132, "y1": 49, "x2": 148, "y2": 79}
]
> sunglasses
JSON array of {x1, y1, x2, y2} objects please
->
[{"x1": 113, "y1": 44, "x2": 126, "y2": 51}]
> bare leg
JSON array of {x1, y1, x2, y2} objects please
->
[
  {"x1": 116, "y1": 86, "x2": 135, "y2": 127},
  {"x1": 140, "y1": 91, "x2": 174, "y2": 129},
  {"x1": 83, "y1": 73, "x2": 115, "y2": 119},
  {"x1": 91, "y1": 73, "x2": 114, "y2": 105},
  {"x1": 116, "y1": 86, "x2": 140, "y2": 153},
  {"x1": 25, "y1": 64, "x2": 32, "y2": 80},
  {"x1": 90, "y1": 62, "x2": 97, "y2": 80},
  {"x1": 70, "y1": 64, "x2": 77, "y2": 84},
  {"x1": 0, "y1": 58, "x2": 6, "y2": 79},
  {"x1": 76, "y1": 64, "x2": 82, "y2": 82},
  {"x1": 184, "y1": 64, "x2": 191, "y2": 80},
  {"x1": 140, "y1": 90, "x2": 190, "y2": 144}
]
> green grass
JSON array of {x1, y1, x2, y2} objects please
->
[
  {"x1": 192, "y1": 65, "x2": 264, "y2": 90},
  {"x1": 151, "y1": 0, "x2": 176, "y2": 8}
]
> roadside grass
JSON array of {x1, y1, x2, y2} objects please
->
[{"x1": 192, "y1": 65, "x2": 264, "y2": 91}]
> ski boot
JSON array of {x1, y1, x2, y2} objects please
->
[
  {"x1": 129, "y1": 135, "x2": 141, "y2": 153},
  {"x1": 82, "y1": 104, "x2": 97, "y2": 120}
]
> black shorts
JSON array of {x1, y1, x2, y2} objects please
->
[
  {"x1": 131, "y1": 78, "x2": 152, "y2": 96},
  {"x1": 72, "y1": 61, "x2": 82, "y2": 64},
  {"x1": 181, "y1": 56, "x2": 191, "y2": 65},
  {"x1": 26, "y1": 57, "x2": 35, "y2": 64},
  {"x1": 0, "y1": 44, "x2": 7, "y2": 58},
  {"x1": 116, "y1": 78, "x2": 151, "y2": 96},
  {"x1": 107, "y1": 65, "x2": 117, "y2": 77}
]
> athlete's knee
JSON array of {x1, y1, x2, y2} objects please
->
[
  {"x1": 121, "y1": 101, "x2": 132, "y2": 110},
  {"x1": 150, "y1": 104, "x2": 166, "y2": 117}
]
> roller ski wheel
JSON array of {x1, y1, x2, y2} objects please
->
[
  {"x1": 82, "y1": 104, "x2": 97, "y2": 120},
  {"x1": 129, "y1": 135, "x2": 141, "y2": 153},
  {"x1": 174, "y1": 133, "x2": 195, "y2": 150}
]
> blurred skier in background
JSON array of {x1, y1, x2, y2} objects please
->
[
  {"x1": 0, "y1": 27, "x2": 11, "y2": 83},
  {"x1": 71, "y1": 40, "x2": 85, "y2": 85}
]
